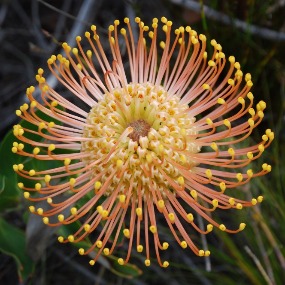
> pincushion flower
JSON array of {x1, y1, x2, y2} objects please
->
[{"x1": 13, "y1": 17, "x2": 274, "y2": 267}]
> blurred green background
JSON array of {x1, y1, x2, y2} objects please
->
[{"x1": 0, "y1": 0, "x2": 284, "y2": 284}]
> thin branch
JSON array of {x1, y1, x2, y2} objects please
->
[
  {"x1": 51, "y1": 0, "x2": 73, "y2": 50},
  {"x1": 197, "y1": 214, "x2": 211, "y2": 272},
  {"x1": 251, "y1": 214, "x2": 276, "y2": 284},
  {"x1": 54, "y1": 250, "x2": 107, "y2": 284},
  {"x1": 253, "y1": 207, "x2": 285, "y2": 270},
  {"x1": 182, "y1": 254, "x2": 213, "y2": 285},
  {"x1": 0, "y1": 2, "x2": 8, "y2": 27},
  {"x1": 37, "y1": 0, "x2": 92, "y2": 27},
  {"x1": 170, "y1": 0, "x2": 285, "y2": 41},
  {"x1": 32, "y1": 0, "x2": 49, "y2": 49},
  {"x1": 244, "y1": 246, "x2": 275, "y2": 285},
  {"x1": 24, "y1": 0, "x2": 103, "y2": 104}
]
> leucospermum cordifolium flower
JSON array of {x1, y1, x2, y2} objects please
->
[{"x1": 13, "y1": 17, "x2": 274, "y2": 267}]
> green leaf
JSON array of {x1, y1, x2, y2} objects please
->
[
  {"x1": 0, "y1": 130, "x2": 22, "y2": 210},
  {"x1": 109, "y1": 258, "x2": 142, "y2": 279},
  {"x1": 58, "y1": 223, "x2": 142, "y2": 278},
  {"x1": 0, "y1": 174, "x2": 5, "y2": 194},
  {"x1": 0, "y1": 217, "x2": 35, "y2": 281},
  {"x1": 0, "y1": 105, "x2": 66, "y2": 211}
]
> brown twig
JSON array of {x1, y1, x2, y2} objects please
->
[{"x1": 244, "y1": 246, "x2": 275, "y2": 285}]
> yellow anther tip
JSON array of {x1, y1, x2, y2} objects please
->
[
  {"x1": 11, "y1": 146, "x2": 18, "y2": 153},
  {"x1": 258, "y1": 144, "x2": 265, "y2": 152},
  {"x1": 198, "y1": 250, "x2": 205, "y2": 256},
  {"x1": 247, "y1": 152, "x2": 253, "y2": 160},
  {"x1": 136, "y1": 207, "x2": 142, "y2": 216},
  {"x1": 29, "y1": 206, "x2": 35, "y2": 213},
  {"x1": 120, "y1": 28, "x2": 126, "y2": 35},
  {"x1": 162, "y1": 242, "x2": 169, "y2": 250},
  {"x1": 205, "y1": 169, "x2": 212, "y2": 179},
  {"x1": 163, "y1": 261, "x2": 169, "y2": 268},
  {"x1": 70, "y1": 207, "x2": 77, "y2": 215},
  {"x1": 137, "y1": 245, "x2": 144, "y2": 252},
  {"x1": 207, "y1": 224, "x2": 213, "y2": 232},
  {"x1": 228, "y1": 79, "x2": 235, "y2": 86},
  {"x1": 123, "y1": 229, "x2": 130, "y2": 238},
  {"x1": 206, "y1": 118, "x2": 213, "y2": 125},
  {"x1": 239, "y1": 223, "x2": 246, "y2": 231},
  {"x1": 219, "y1": 182, "x2": 226, "y2": 192},
  {"x1": 103, "y1": 248, "x2": 110, "y2": 255},
  {"x1": 35, "y1": 183, "x2": 41, "y2": 191},
  {"x1": 190, "y1": 189, "x2": 197, "y2": 199},
  {"x1": 18, "y1": 182, "x2": 24, "y2": 189},
  {"x1": 64, "y1": 158, "x2": 71, "y2": 166},
  {"x1": 212, "y1": 199, "x2": 218, "y2": 207},
  {"x1": 219, "y1": 224, "x2": 226, "y2": 231},
  {"x1": 247, "y1": 80, "x2": 253, "y2": 87},
  {"x1": 208, "y1": 60, "x2": 216, "y2": 67},
  {"x1": 177, "y1": 176, "x2": 184, "y2": 185},
  {"x1": 199, "y1": 34, "x2": 206, "y2": 41},
  {"x1": 119, "y1": 194, "x2": 126, "y2": 203},
  {"x1": 69, "y1": 178, "x2": 76, "y2": 186},
  {"x1": 58, "y1": 214, "x2": 65, "y2": 222},
  {"x1": 48, "y1": 144, "x2": 55, "y2": 152},
  {"x1": 246, "y1": 169, "x2": 253, "y2": 178},
  {"x1": 84, "y1": 224, "x2": 91, "y2": 232},
  {"x1": 236, "y1": 173, "x2": 243, "y2": 182},
  {"x1": 58, "y1": 236, "x2": 64, "y2": 243},
  {"x1": 251, "y1": 198, "x2": 257, "y2": 205},
  {"x1": 101, "y1": 210, "x2": 109, "y2": 218},
  {"x1": 217, "y1": 98, "x2": 225, "y2": 104},
  {"x1": 116, "y1": 159, "x2": 123, "y2": 168},
  {"x1": 157, "y1": 199, "x2": 165, "y2": 210},
  {"x1": 78, "y1": 248, "x2": 85, "y2": 255},
  {"x1": 168, "y1": 213, "x2": 175, "y2": 222},
  {"x1": 42, "y1": 217, "x2": 49, "y2": 224},
  {"x1": 94, "y1": 181, "x2": 102, "y2": 191},
  {"x1": 33, "y1": 147, "x2": 40, "y2": 155},
  {"x1": 245, "y1": 73, "x2": 252, "y2": 81},
  {"x1": 18, "y1": 163, "x2": 26, "y2": 171},
  {"x1": 236, "y1": 203, "x2": 243, "y2": 210},
  {"x1": 45, "y1": 175, "x2": 51, "y2": 183},
  {"x1": 187, "y1": 213, "x2": 194, "y2": 222},
  {"x1": 210, "y1": 39, "x2": 217, "y2": 46},
  {"x1": 257, "y1": 196, "x2": 263, "y2": 203},
  {"x1": 149, "y1": 225, "x2": 157, "y2": 234},
  {"x1": 224, "y1": 119, "x2": 231, "y2": 128},
  {"x1": 145, "y1": 259, "x2": 151, "y2": 266}
]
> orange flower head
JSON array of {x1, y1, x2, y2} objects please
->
[{"x1": 13, "y1": 17, "x2": 274, "y2": 267}]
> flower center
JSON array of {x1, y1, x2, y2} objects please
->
[
  {"x1": 128, "y1": 119, "x2": 151, "y2": 142},
  {"x1": 82, "y1": 82, "x2": 200, "y2": 198}
]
